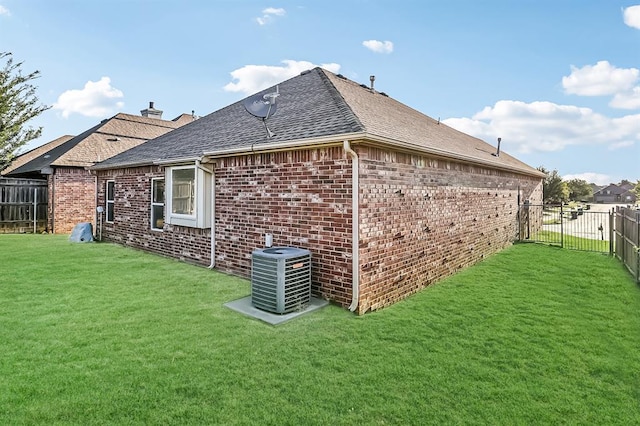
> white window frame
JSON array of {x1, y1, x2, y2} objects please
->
[
  {"x1": 151, "y1": 178, "x2": 165, "y2": 231},
  {"x1": 106, "y1": 180, "x2": 115, "y2": 223},
  {"x1": 164, "y1": 165, "x2": 211, "y2": 228}
]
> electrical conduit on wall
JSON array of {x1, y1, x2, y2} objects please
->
[{"x1": 343, "y1": 141, "x2": 359, "y2": 312}]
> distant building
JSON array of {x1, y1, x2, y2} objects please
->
[{"x1": 593, "y1": 183, "x2": 637, "y2": 204}]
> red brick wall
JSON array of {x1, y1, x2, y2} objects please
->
[
  {"x1": 215, "y1": 147, "x2": 353, "y2": 305},
  {"x1": 96, "y1": 145, "x2": 542, "y2": 314},
  {"x1": 96, "y1": 166, "x2": 212, "y2": 265},
  {"x1": 51, "y1": 167, "x2": 96, "y2": 234},
  {"x1": 96, "y1": 147, "x2": 354, "y2": 305},
  {"x1": 356, "y1": 146, "x2": 543, "y2": 313}
]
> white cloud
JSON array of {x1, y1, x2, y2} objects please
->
[
  {"x1": 0, "y1": 5, "x2": 10, "y2": 16},
  {"x1": 362, "y1": 40, "x2": 394, "y2": 54},
  {"x1": 443, "y1": 100, "x2": 640, "y2": 154},
  {"x1": 610, "y1": 86, "x2": 640, "y2": 109},
  {"x1": 53, "y1": 77, "x2": 124, "y2": 118},
  {"x1": 562, "y1": 172, "x2": 613, "y2": 186},
  {"x1": 256, "y1": 7, "x2": 286, "y2": 25},
  {"x1": 562, "y1": 61, "x2": 639, "y2": 96},
  {"x1": 223, "y1": 60, "x2": 341, "y2": 94},
  {"x1": 623, "y1": 5, "x2": 640, "y2": 29},
  {"x1": 609, "y1": 140, "x2": 635, "y2": 150}
]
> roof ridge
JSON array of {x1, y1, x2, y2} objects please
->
[
  {"x1": 114, "y1": 113, "x2": 181, "y2": 128},
  {"x1": 316, "y1": 68, "x2": 365, "y2": 133}
]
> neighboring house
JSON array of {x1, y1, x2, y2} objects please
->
[
  {"x1": 1, "y1": 135, "x2": 75, "y2": 175},
  {"x1": 92, "y1": 68, "x2": 544, "y2": 314},
  {"x1": 593, "y1": 183, "x2": 637, "y2": 204},
  {"x1": 2, "y1": 103, "x2": 195, "y2": 233}
]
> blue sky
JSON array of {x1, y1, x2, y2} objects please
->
[{"x1": 1, "y1": 0, "x2": 638, "y2": 185}]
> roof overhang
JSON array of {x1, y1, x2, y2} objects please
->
[
  {"x1": 91, "y1": 132, "x2": 544, "y2": 179},
  {"x1": 200, "y1": 132, "x2": 545, "y2": 179}
]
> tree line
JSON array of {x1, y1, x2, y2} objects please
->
[{"x1": 537, "y1": 166, "x2": 640, "y2": 204}]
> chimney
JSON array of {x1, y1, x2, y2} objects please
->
[
  {"x1": 369, "y1": 75, "x2": 375, "y2": 90},
  {"x1": 140, "y1": 101, "x2": 163, "y2": 119}
]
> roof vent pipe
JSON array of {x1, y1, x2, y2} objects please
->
[
  {"x1": 369, "y1": 75, "x2": 375, "y2": 90},
  {"x1": 493, "y1": 137, "x2": 502, "y2": 157}
]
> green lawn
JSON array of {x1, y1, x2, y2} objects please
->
[
  {"x1": 1, "y1": 235, "x2": 639, "y2": 425},
  {"x1": 530, "y1": 230, "x2": 610, "y2": 252}
]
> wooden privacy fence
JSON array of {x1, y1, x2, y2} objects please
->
[
  {"x1": 614, "y1": 206, "x2": 640, "y2": 283},
  {"x1": 0, "y1": 178, "x2": 48, "y2": 234}
]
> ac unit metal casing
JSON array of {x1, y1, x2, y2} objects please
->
[{"x1": 251, "y1": 247, "x2": 311, "y2": 314}]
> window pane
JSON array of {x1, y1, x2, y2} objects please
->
[
  {"x1": 172, "y1": 169, "x2": 195, "y2": 215},
  {"x1": 153, "y1": 179, "x2": 165, "y2": 204},
  {"x1": 107, "y1": 202, "x2": 114, "y2": 222},
  {"x1": 151, "y1": 205, "x2": 164, "y2": 229},
  {"x1": 107, "y1": 181, "x2": 115, "y2": 200}
]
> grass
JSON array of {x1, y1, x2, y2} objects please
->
[
  {"x1": 1, "y1": 235, "x2": 639, "y2": 425},
  {"x1": 531, "y1": 230, "x2": 610, "y2": 252}
]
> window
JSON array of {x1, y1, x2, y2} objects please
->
[
  {"x1": 151, "y1": 178, "x2": 165, "y2": 231},
  {"x1": 106, "y1": 180, "x2": 115, "y2": 223},
  {"x1": 164, "y1": 165, "x2": 212, "y2": 228},
  {"x1": 171, "y1": 168, "x2": 195, "y2": 216}
]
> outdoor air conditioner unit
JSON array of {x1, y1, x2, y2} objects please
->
[{"x1": 251, "y1": 247, "x2": 312, "y2": 314}]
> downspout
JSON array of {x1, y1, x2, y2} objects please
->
[
  {"x1": 208, "y1": 168, "x2": 216, "y2": 269},
  {"x1": 343, "y1": 141, "x2": 359, "y2": 312},
  {"x1": 195, "y1": 159, "x2": 216, "y2": 269}
]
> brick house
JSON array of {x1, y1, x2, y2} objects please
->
[
  {"x1": 92, "y1": 68, "x2": 544, "y2": 314},
  {"x1": 2, "y1": 104, "x2": 195, "y2": 233},
  {"x1": 593, "y1": 183, "x2": 637, "y2": 204}
]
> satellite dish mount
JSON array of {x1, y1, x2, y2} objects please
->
[{"x1": 243, "y1": 86, "x2": 279, "y2": 138}]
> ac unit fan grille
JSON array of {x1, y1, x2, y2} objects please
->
[{"x1": 251, "y1": 248, "x2": 311, "y2": 314}]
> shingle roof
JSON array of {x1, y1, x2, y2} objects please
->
[
  {"x1": 4, "y1": 112, "x2": 195, "y2": 176},
  {"x1": 1, "y1": 135, "x2": 74, "y2": 176},
  {"x1": 93, "y1": 68, "x2": 541, "y2": 176}
]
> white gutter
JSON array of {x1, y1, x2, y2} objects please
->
[
  {"x1": 154, "y1": 156, "x2": 202, "y2": 166},
  {"x1": 202, "y1": 133, "x2": 363, "y2": 157},
  {"x1": 91, "y1": 160, "x2": 156, "y2": 170},
  {"x1": 343, "y1": 141, "x2": 360, "y2": 313},
  {"x1": 201, "y1": 131, "x2": 542, "y2": 178},
  {"x1": 195, "y1": 159, "x2": 216, "y2": 269},
  {"x1": 360, "y1": 133, "x2": 547, "y2": 178}
]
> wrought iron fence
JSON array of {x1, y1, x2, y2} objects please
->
[{"x1": 518, "y1": 203, "x2": 612, "y2": 253}]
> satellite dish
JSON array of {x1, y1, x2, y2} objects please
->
[
  {"x1": 243, "y1": 86, "x2": 280, "y2": 138},
  {"x1": 243, "y1": 87, "x2": 279, "y2": 119}
]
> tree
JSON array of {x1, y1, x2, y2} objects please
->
[
  {"x1": 0, "y1": 52, "x2": 50, "y2": 170},
  {"x1": 566, "y1": 178, "x2": 593, "y2": 201},
  {"x1": 537, "y1": 166, "x2": 569, "y2": 203},
  {"x1": 633, "y1": 180, "x2": 640, "y2": 200}
]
